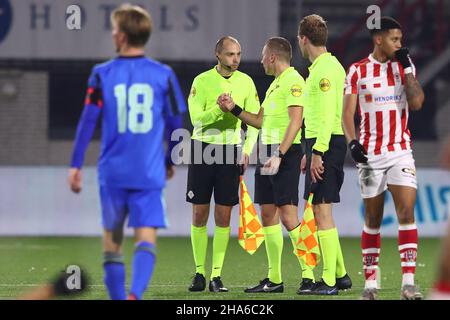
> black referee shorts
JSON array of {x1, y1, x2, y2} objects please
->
[
  {"x1": 186, "y1": 140, "x2": 240, "y2": 206},
  {"x1": 304, "y1": 135, "x2": 346, "y2": 204},
  {"x1": 255, "y1": 144, "x2": 302, "y2": 207}
]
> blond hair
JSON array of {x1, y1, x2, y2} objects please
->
[{"x1": 111, "y1": 4, "x2": 152, "y2": 47}]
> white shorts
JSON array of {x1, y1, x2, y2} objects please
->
[{"x1": 358, "y1": 151, "x2": 417, "y2": 199}]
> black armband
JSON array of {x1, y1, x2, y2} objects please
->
[
  {"x1": 312, "y1": 149, "x2": 324, "y2": 156},
  {"x1": 231, "y1": 105, "x2": 243, "y2": 117}
]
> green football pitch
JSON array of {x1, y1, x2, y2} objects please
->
[{"x1": 0, "y1": 236, "x2": 441, "y2": 300}]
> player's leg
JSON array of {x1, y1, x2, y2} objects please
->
[
  {"x1": 360, "y1": 193, "x2": 384, "y2": 300},
  {"x1": 313, "y1": 203, "x2": 339, "y2": 290},
  {"x1": 245, "y1": 162, "x2": 283, "y2": 293},
  {"x1": 357, "y1": 157, "x2": 390, "y2": 300},
  {"x1": 270, "y1": 143, "x2": 314, "y2": 290},
  {"x1": 302, "y1": 136, "x2": 348, "y2": 295},
  {"x1": 128, "y1": 227, "x2": 157, "y2": 300},
  {"x1": 127, "y1": 188, "x2": 166, "y2": 300},
  {"x1": 210, "y1": 149, "x2": 240, "y2": 292},
  {"x1": 186, "y1": 141, "x2": 215, "y2": 290},
  {"x1": 387, "y1": 153, "x2": 421, "y2": 299},
  {"x1": 100, "y1": 185, "x2": 128, "y2": 300},
  {"x1": 389, "y1": 184, "x2": 422, "y2": 299},
  {"x1": 429, "y1": 220, "x2": 450, "y2": 299},
  {"x1": 191, "y1": 203, "x2": 210, "y2": 275},
  {"x1": 261, "y1": 204, "x2": 283, "y2": 287}
]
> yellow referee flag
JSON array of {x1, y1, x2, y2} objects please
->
[
  {"x1": 238, "y1": 176, "x2": 264, "y2": 255},
  {"x1": 296, "y1": 193, "x2": 321, "y2": 267}
]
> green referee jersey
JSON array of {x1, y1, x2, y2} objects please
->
[
  {"x1": 303, "y1": 52, "x2": 345, "y2": 153},
  {"x1": 188, "y1": 67, "x2": 260, "y2": 154},
  {"x1": 261, "y1": 67, "x2": 305, "y2": 145}
]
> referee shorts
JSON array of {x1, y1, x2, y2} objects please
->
[
  {"x1": 186, "y1": 140, "x2": 240, "y2": 206},
  {"x1": 304, "y1": 135, "x2": 346, "y2": 204},
  {"x1": 255, "y1": 144, "x2": 303, "y2": 207}
]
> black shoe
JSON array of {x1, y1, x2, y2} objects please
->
[
  {"x1": 209, "y1": 277, "x2": 229, "y2": 292},
  {"x1": 297, "y1": 278, "x2": 315, "y2": 295},
  {"x1": 244, "y1": 278, "x2": 284, "y2": 293},
  {"x1": 310, "y1": 279, "x2": 339, "y2": 295},
  {"x1": 188, "y1": 273, "x2": 206, "y2": 292},
  {"x1": 336, "y1": 274, "x2": 352, "y2": 290}
]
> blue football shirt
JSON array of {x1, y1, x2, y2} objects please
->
[{"x1": 71, "y1": 56, "x2": 186, "y2": 190}]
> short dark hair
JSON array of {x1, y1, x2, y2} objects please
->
[
  {"x1": 215, "y1": 36, "x2": 240, "y2": 54},
  {"x1": 298, "y1": 14, "x2": 328, "y2": 46},
  {"x1": 370, "y1": 16, "x2": 402, "y2": 36},
  {"x1": 265, "y1": 37, "x2": 292, "y2": 62}
]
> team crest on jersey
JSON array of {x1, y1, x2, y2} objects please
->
[
  {"x1": 290, "y1": 84, "x2": 302, "y2": 97},
  {"x1": 365, "y1": 94, "x2": 373, "y2": 103},
  {"x1": 319, "y1": 78, "x2": 331, "y2": 92},
  {"x1": 190, "y1": 86, "x2": 196, "y2": 98}
]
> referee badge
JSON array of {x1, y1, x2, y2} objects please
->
[
  {"x1": 290, "y1": 84, "x2": 302, "y2": 97},
  {"x1": 189, "y1": 86, "x2": 196, "y2": 98},
  {"x1": 319, "y1": 78, "x2": 331, "y2": 92}
]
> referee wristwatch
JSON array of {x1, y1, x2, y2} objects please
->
[
  {"x1": 273, "y1": 148, "x2": 285, "y2": 159},
  {"x1": 312, "y1": 148, "x2": 324, "y2": 157}
]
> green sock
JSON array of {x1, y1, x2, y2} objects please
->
[
  {"x1": 263, "y1": 224, "x2": 283, "y2": 284},
  {"x1": 211, "y1": 226, "x2": 230, "y2": 279},
  {"x1": 335, "y1": 231, "x2": 347, "y2": 278},
  {"x1": 288, "y1": 225, "x2": 315, "y2": 281},
  {"x1": 191, "y1": 225, "x2": 208, "y2": 275},
  {"x1": 318, "y1": 228, "x2": 339, "y2": 286}
]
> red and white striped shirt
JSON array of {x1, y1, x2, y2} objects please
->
[{"x1": 344, "y1": 54, "x2": 416, "y2": 157}]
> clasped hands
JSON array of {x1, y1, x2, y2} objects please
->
[{"x1": 217, "y1": 93, "x2": 235, "y2": 112}]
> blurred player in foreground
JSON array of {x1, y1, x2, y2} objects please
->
[
  {"x1": 68, "y1": 4, "x2": 186, "y2": 300},
  {"x1": 342, "y1": 17, "x2": 425, "y2": 300},
  {"x1": 428, "y1": 135, "x2": 450, "y2": 300},
  {"x1": 19, "y1": 268, "x2": 88, "y2": 300}
]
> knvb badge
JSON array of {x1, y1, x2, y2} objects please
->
[{"x1": 0, "y1": 0, "x2": 12, "y2": 43}]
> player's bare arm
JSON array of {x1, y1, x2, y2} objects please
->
[
  {"x1": 217, "y1": 93, "x2": 264, "y2": 129},
  {"x1": 395, "y1": 47, "x2": 424, "y2": 111},
  {"x1": 342, "y1": 94, "x2": 358, "y2": 142},
  {"x1": 404, "y1": 73, "x2": 425, "y2": 111},
  {"x1": 343, "y1": 94, "x2": 368, "y2": 164}
]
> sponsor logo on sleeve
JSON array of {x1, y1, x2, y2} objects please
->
[
  {"x1": 290, "y1": 84, "x2": 302, "y2": 97},
  {"x1": 319, "y1": 78, "x2": 331, "y2": 92}
]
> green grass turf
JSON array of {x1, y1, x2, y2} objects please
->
[{"x1": 0, "y1": 236, "x2": 441, "y2": 300}]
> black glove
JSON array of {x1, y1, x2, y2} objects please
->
[
  {"x1": 348, "y1": 140, "x2": 368, "y2": 164},
  {"x1": 395, "y1": 47, "x2": 411, "y2": 69}
]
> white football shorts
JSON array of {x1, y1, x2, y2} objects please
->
[{"x1": 358, "y1": 151, "x2": 417, "y2": 199}]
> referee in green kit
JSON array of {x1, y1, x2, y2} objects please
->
[
  {"x1": 218, "y1": 37, "x2": 309, "y2": 294},
  {"x1": 187, "y1": 36, "x2": 260, "y2": 293},
  {"x1": 297, "y1": 14, "x2": 352, "y2": 295}
]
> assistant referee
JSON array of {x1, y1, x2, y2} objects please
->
[
  {"x1": 187, "y1": 36, "x2": 260, "y2": 293},
  {"x1": 297, "y1": 14, "x2": 352, "y2": 295}
]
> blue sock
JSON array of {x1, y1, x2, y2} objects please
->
[
  {"x1": 103, "y1": 252, "x2": 126, "y2": 300},
  {"x1": 130, "y1": 241, "x2": 156, "y2": 300}
]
